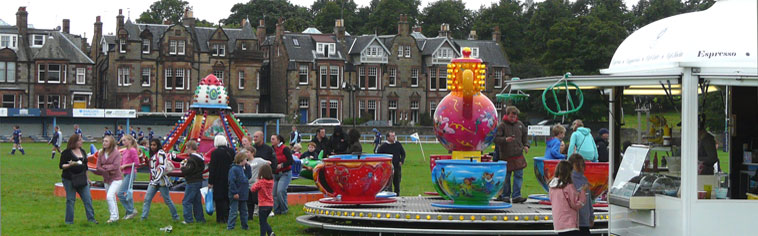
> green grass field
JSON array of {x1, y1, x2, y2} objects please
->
[{"x1": 1, "y1": 141, "x2": 728, "y2": 235}]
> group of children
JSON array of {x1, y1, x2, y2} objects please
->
[
  {"x1": 226, "y1": 142, "x2": 276, "y2": 235},
  {"x1": 549, "y1": 154, "x2": 595, "y2": 236}
]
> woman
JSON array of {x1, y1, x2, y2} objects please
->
[
  {"x1": 118, "y1": 135, "x2": 140, "y2": 220},
  {"x1": 96, "y1": 135, "x2": 123, "y2": 223},
  {"x1": 567, "y1": 120, "x2": 598, "y2": 162},
  {"x1": 208, "y1": 135, "x2": 235, "y2": 223},
  {"x1": 329, "y1": 126, "x2": 349, "y2": 155},
  {"x1": 140, "y1": 139, "x2": 180, "y2": 220},
  {"x1": 347, "y1": 128, "x2": 362, "y2": 153},
  {"x1": 271, "y1": 134, "x2": 293, "y2": 215},
  {"x1": 60, "y1": 134, "x2": 97, "y2": 224}
]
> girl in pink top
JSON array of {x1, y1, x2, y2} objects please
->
[
  {"x1": 117, "y1": 135, "x2": 140, "y2": 220},
  {"x1": 549, "y1": 160, "x2": 587, "y2": 236},
  {"x1": 251, "y1": 165, "x2": 275, "y2": 236},
  {"x1": 96, "y1": 136, "x2": 122, "y2": 223}
]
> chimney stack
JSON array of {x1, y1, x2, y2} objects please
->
[
  {"x1": 183, "y1": 8, "x2": 195, "y2": 28},
  {"x1": 275, "y1": 18, "x2": 284, "y2": 41},
  {"x1": 241, "y1": 19, "x2": 247, "y2": 28},
  {"x1": 397, "y1": 14, "x2": 409, "y2": 36},
  {"x1": 92, "y1": 16, "x2": 102, "y2": 59},
  {"x1": 438, "y1": 23, "x2": 450, "y2": 38},
  {"x1": 412, "y1": 26, "x2": 422, "y2": 33},
  {"x1": 468, "y1": 30, "x2": 477, "y2": 40},
  {"x1": 492, "y1": 26, "x2": 501, "y2": 43},
  {"x1": 16, "y1": 7, "x2": 28, "y2": 45},
  {"x1": 164, "y1": 20, "x2": 172, "y2": 25},
  {"x1": 117, "y1": 9, "x2": 125, "y2": 31},
  {"x1": 256, "y1": 19, "x2": 265, "y2": 46},
  {"x1": 62, "y1": 19, "x2": 70, "y2": 34},
  {"x1": 334, "y1": 19, "x2": 345, "y2": 42}
]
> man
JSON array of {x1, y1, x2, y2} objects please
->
[
  {"x1": 289, "y1": 126, "x2": 301, "y2": 146},
  {"x1": 49, "y1": 126, "x2": 62, "y2": 159},
  {"x1": 103, "y1": 127, "x2": 112, "y2": 138},
  {"x1": 251, "y1": 131, "x2": 277, "y2": 217},
  {"x1": 373, "y1": 128, "x2": 382, "y2": 153},
  {"x1": 116, "y1": 125, "x2": 125, "y2": 146},
  {"x1": 130, "y1": 126, "x2": 137, "y2": 139},
  {"x1": 494, "y1": 106, "x2": 529, "y2": 203},
  {"x1": 73, "y1": 124, "x2": 83, "y2": 138},
  {"x1": 698, "y1": 121, "x2": 719, "y2": 175},
  {"x1": 147, "y1": 127, "x2": 154, "y2": 141},
  {"x1": 10, "y1": 125, "x2": 25, "y2": 155},
  {"x1": 596, "y1": 128, "x2": 609, "y2": 162},
  {"x1": 137, "y1": 127, "x2": 144, "y2": 143},
  {"x1": 312, "y1": 128, "x2": 330, "y2": 158},
  {"x1": 377, "y1": 131, "x2": 406, "y2": 195}
]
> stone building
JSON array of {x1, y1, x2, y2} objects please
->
[
  {"x1": 0, "y1": 7, "x2": 95, "y2": 109},
  {"x1": 92, "y1": 9, "x2": 264, "y2": 113}
]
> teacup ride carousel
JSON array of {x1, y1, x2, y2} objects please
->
[
  {"x1": 532, "y1": 157, "x2": 610, "y2": 207},
  {"x1": 297, "y1": 49, "x2": 610, "y2": 235}
]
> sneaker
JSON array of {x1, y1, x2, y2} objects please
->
[
  {"x1": 106, "y1": 219, "x2": 118, "y2": 224},
  {"x1": 269, "y1": 212, "x2": 275, "y2": 217},
  {"x1": 512, "y1": 197, "x2": 527, "y2": 203},
  {"x1": 124, "y1": 212, "x2": 138, "y2": 220},
  {"x1": 89, "y1": 220, "x2": 99, "y2": 224},
  {"x1": 181, "y1": 221, "x2": 189, "y2": 225},
  {"x1": 270, "y1": 232, "x2": 275, "y2": 236}
]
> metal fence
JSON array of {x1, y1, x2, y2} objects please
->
[{"x1": 300, "y1": 133, "x2": 439, "y2": 144}]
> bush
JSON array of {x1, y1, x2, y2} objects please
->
[
  {"x1": 342, "y1": 117, "x2": 371, "y2": 126},
  {"x1": 419, "y1": 112, "x2": 434, "y2": 126}
]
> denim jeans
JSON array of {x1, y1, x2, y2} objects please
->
[
  {"x1": 117, "y1": 173, "x2": 136, "y2": 215},
  {"x1": 273, "y1": 171, "x2": 291, "y2": 214},
  {"x1": 62, "y1": 178, "x2": 96, "y2": 224},
  {"x1": 501, "y1": 169, "x2": 523, "y2": 199},
  {"x1": 258, "y1": 206, "x2": 273, "y2": 236},
  {"x1": 182, "y1": 181, "x2": 205, "y2": 223},
  {"x1": 227, "y1": 198, "x2": 248, "y2": 230},
  {"x1": 141, "y1": 184, "x2": 179, "y2": 220}
]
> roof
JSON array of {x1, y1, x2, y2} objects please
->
[
  {"x1": 281, "y1": 33, "x2": 348, "y2": 65},
  {"x1": 347, "y1": 35, "x2": 390, "y2": 55},
  {"x1": 302, "y1": 27, "x2": 322, "y2": 34},
  {"x1": 2, "y1": 26, "x2": 93, "y2": 64},
  {"x1": 603, "y1": 0, "x2": 756, "y2": 74},
  {"x1": 454, "y1": 39, "x2": 510, "y2": 70},
  {"x1": 123, "y1": 20, "x2": 256, "y2": 54},
  {"x1": 0, "y1": 19, "x2": 9, "y2": 26}
]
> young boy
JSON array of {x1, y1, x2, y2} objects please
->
[
  {"x1": 228, "y1": 153, "x2": 250, "y2": 230},
  {"x1": 49, "y1": 126, "x2": 62, "y2": 159},
  {"x1": 10, "y1": 125, "x2": 25, "y2": 155},
  {"x1": 544, "y1": 124, "x2": 567, "y2": 160},
  {"x1": 568, "y1": 154, "x2": 594, "y2": 236}
]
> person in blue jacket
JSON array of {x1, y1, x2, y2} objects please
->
[
  {"x1": 567, "y1": 120, "x2": 598, "y2": 162},
  {"x1": 544, "y1": 124, "x2": 567, "y2": 160}
]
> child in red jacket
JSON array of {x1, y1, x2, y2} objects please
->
[
  {"x1": 251, "y1": 164, "x2": 275, "y2": 236},
  {"x1": 549, "y1": 160, "x2": 587, "y2": 236}
]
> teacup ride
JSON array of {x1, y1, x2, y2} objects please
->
[
  {"x1": 431, "y1": 159, "x2": 511, "y2": 210},
  {"x1": 313, "y1": 154, "x2": 396, "y2": 204},
  {"x1": 532, "y1": 157, "x2": 610, "y2": 207},
  {"x1": 426, "y1": 154, "x2": 493, "y2": 198}
]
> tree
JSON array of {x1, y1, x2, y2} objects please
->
[
  {"x1": 196, "y1": 19, "x2": 217, "y2": 27},
  {"x1": 363, "y1": 0, "x2": 421, "y2": 35},
  {"x1": 223, "y1": 0, "x2": 313, "y2": 33},
  {"x1": 631, "y1": 0, "x2": 684, "y2": 30},
  {"x1": 312, "y1": 0, "x2": 360, "y2": 34},
  {"x1": 419, "y1": 0, "x2": 472, "y2": 39},
  {"x1": 472, "y1": 0, "x2": 527, "y2": 61},
  {"x1": 137, "y1": 0, "x2": 189, "y2": 24}
]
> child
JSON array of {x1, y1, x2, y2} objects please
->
[
  {"x1": 244, "y1": 146, "x2": 270, "y2": 219},
  {"x1": 10, "y1": 125, "x2": 25, "y2": 155},
  {"x1": 568, "y1": 154, "x2": 594, "y2": 235},
  {"x1": 300, "y1": 143, "x2": 318, "y2": 161},
  {"x1": 544, "y1": 124, "x2": 567, "y2": 160},
  {"x1": 228, "y1": 153, "x2": 250, "y2": 230},
  {"x1": 549, "y1": 160, "x2": 587, "y2": 236},
  {"x1": 251, "y1": 165, "x2": 275, "y2": 236},
  {"x1": 292, "y1": 143, "x2": 302, "y2": 156},
  {"x1": 49, "y1": 126, "x2": 62, "y2": 159}
]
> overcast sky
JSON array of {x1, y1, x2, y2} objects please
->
[{"x1": 0, "y1": 0, "x2": 632, "y2": 38}]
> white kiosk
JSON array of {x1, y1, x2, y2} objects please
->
[{"x1": 505, "y1": 0, "x2": 757, "y2": 235}]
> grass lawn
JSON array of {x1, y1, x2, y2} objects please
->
[{"x1": 1, "y1": 141, "x2": 728, "y2": 234}]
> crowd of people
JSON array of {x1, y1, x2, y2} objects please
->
[{"x1": 54, "y1": 124, "x2": 405, "y2": 236}]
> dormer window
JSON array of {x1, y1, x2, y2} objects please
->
[
  {"x1": 293, "y1": 38, "x2": 300, "y2": 47},
  {"x1": 32, "y1": 35, "x2": 45, "y2": 47},
  {"x1": 1, "y1": 35, "x2": 18, "y2": 49},
  {"x1": 142, "y1": 39, "x2": 150, "y2": 54},
  {"x1": 462, "y1": 47, "x2": 479, "y2": 58},
  {"x1": 212, "y1": 44, "x2": 226, "y2": 56},
  {"x1": 178, "y1": 41, "x2": 185, "y2": 55},
  {"x1": 169, "y1": 41, "x2": 177, "y2": 55},
  {"x1": 241, "y1": 43, "x2": 247, "y2": 51},
  {"x1": 119, "y1": 39, "x2": 126, "y2": 53},
  {"x1": 316, "y1": 42, "x2": 336, "y2": 56},
  {"x1": 436, "y1": 48, "x2": 452, "y2": 58}
]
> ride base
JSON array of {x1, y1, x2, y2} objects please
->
[{"x1": 298, "y1": 196, "x2": 609, "y2": 235}]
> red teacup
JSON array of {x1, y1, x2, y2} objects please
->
[{"x1": 314, "y1": 154, "x2": 393, "y2": 201}]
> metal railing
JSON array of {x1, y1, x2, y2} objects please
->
[{"x1": 301, "y1": 133, "x2": 439, "y2": 144}]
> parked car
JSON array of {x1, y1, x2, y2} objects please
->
[{"x1": 308, "y1": 118, "x2": 341, "y2": 126}]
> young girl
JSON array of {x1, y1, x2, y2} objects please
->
[
  {"x1": 544, "y1": 124, "x2": 567, "y2": 160},
  {"x1": 140, "y1": 139, "x2": 180, "y2": 221},
  {"x1": 568, "y1": 154, "x2": 594, "y2": 236},
  {"x1": 228, "y1": 153, "x2": 250, "y2": 230},
  {"x1": 244, "y1": 147, "x2": 271, "y2": 219},
  {"x1": 96, "y1": 136, "x2": 123, "y2": 223},
  {"x1": 549, "y1": 160, "x2": 587, "y2": 236},
  {"x1": 251, "y1": 165, "x2": 275, "y2": 236},
  {"x1": 118, "y1": 135, "x2": 140, "y2": 220}
]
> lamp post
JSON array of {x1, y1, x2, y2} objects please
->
[{"x1": 342, "y1": 82, "x2": 360, "y2": 128}]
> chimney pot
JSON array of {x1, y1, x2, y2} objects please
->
[
  {"x1": 119, "y1": 9, "x2": 122, "y2": 15},
  {"x1": 62, "y1": 19, "x2": 70, "y2": 34}
]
